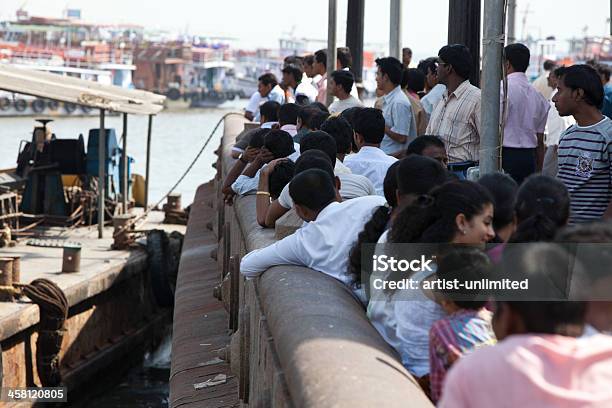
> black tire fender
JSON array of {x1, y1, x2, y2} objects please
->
[
  {"x1": 146, "y1": 230, "x2": 175, "y2": 308},
  {"x1": 31, "y1": 99, "x2": 46, "y2": 113},
  {"x1": 14, "y1": 99, "x2": 27, "y2": 112},
  {"x1": 64, "y1": 102, "x2": 77, "y2": 113},
  {"x1": 0, "y1": 97, "x2": 10, "y2": 111}
]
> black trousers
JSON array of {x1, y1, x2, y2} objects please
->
[{"x1": 502, "y1": 147, "x2": 536, "y2": 185}]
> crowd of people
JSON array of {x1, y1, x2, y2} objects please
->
[{"x1": 224, "y1": 43, "x2": 612, "y2": 407}]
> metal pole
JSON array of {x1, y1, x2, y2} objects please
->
[
  {"x1": 346, "y1": 0, "x2": 365, "y2": 83},
  {"x1": 121, "y1": 112, "x2": 128, "y2": 214},
  {"x1": 389, "y1": 0, "x2": 402, "y2": 59},
  {"x1": 507, "y1": 0, "x2": 517, "y2": 43},
  {"x1": 98, "y1": 109, "x2": 106, "y2": 238},
  {"x1": 144, "y1": 114, "x2": 153, "y2": 209},
  {"x1": 480, "y1": 0, "x2": 505, "y2": 175},
  {"x1": 326, "y1": 0, "x2": 337, "y2": 106}
]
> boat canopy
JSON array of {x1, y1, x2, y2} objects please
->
[{"x1": 0, "y1": 64, "x2": 165, "y2": 115}]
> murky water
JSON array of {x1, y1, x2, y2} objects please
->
[
  {"x1": 0, "y1": 101, "x2": 245, "y2": 205},
  {"x1": 0, "y1": 102, "x2": 245, "y2": 406}
]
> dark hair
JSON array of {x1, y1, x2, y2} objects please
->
[
  {"x1": 510, "y1": 175, "x2": 570, "y2": 243},
  {"x1": 497, "y1": 244, "x2": 587, "y2": 334},
  {"x1": 283, "y1": 55, "x2": 303, "y2": 68},
  {"x1": 278, "y1": 103, "x2": 300, "y2": 126},
  {"x1": 596, "y1": 63, "x2": 611, "y2": 82},
  {"x1": 331, "y1": 70, "x2": 355, "y2": 94},
  {"x1": 543, "y1": 59, "x2": 557, "y2": 71},
  {"x1": 402, "y1": 47, "x2": 412, "y2": 55},
  {"x1": 477, "y1": 172, "x2": 518, "y2": 232},
  {"x1": 438, "y1": 44, "x2": 472, "y2": 80},
  {"x1": 248, "y1": 128, "x2": 270, "y2": 149},
  {"x1": 289, "y1": 169, "x2": 336, "y2": 212},
  {"x1": 390, "y1": 180, "x2": 493, "y2": 243},
  {"x1": 320, "y1": 116, "x2": 353, "y2": 155},
  {"x1": 436, "y1": 247, "x2": 492, "y2": 309},
  {"x1": 337, "y1": 47, "x2": 352, "y2": 69},
  {"x1": 406, "y1": 135, "x2": 445, "y2": 156},
  {"x1": 299, "y1": 130, "x2": 337, "y2": 167},
  {"x1": 260, "y1": 100, "x2": 280, "y2": 122},
  {"x1": 553, "y1": 66, "x2": 567, "y2": 78},
  {"x1": 340, "y1": 107, "x2": 362, "y2": 152},
  {"x1": 375, "y1": 57, "x2": 403, "y2": 85},
  {"x1": 303, "y1": 54, "x2": 315, "y2": 66},
  {"x1": 417, "y1": 57, "x2": 438, "y2": 76},
  {"x1": 294, "y1": 150, "x2": 334, "y2": 179},
  {"x1": 309, "y1": 101, "x2": 330, "y2": 113},
  {"x1": 258, "y1": 72, "x2": 278, "y2": 87},
  {"x1": 384, "y1": 162, "x2": 401, "y2": 207},
  {"x1": 269, "y1": 160, "x2": 295, "y2": 199},
  {"x1": 561, "y1": 64, "x2": 604, "y2": 107},
  {"x1": 401, "y1": 68, "x2": 425, "y2": 93},
  {"x1": 312, "y1": 111, "x2": 331, "y2": 130},
  {"x1": 282, "y1": 64, "x2": 303, "y2": 84},
  {"x1": 505, "y1": 43, "x2": 530, "y2": 73},
  {"x1": 263, "y1": 130, "x2": 295, "y2": 159},
  {"x1": 353, "y1": 107, "x2": 385, "y2": 144},
  {"x1": 397, "y1": 155, "x2": 448, "y2": 198},
  {"x1": 314, "y1": 49, "x2": 327, "y2": 68},
  {"x1": 298, "y1": 107, "x2": 320, "y2": 130}
]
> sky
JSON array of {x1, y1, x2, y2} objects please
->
[{"x1": 1, "y1": 0, "x2": 610, "y2": 60}]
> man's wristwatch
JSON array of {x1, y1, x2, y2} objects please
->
[{"x1": 238, "y1": 153, "x2": 248, "y2": 164}]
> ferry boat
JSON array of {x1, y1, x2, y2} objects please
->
[{"x1": 0, "y1": 9, "x2": 138, "y2": 116}]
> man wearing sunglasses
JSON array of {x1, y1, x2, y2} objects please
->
[{"x1": 426, "y1": 44, "x2": 481, "y2": 179}]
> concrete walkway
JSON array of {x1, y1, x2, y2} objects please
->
[{"x1": 169, "y1": 181, "x2": 238, "y2": 408}]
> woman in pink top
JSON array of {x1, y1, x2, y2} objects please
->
[{"x1": 439, "y1": 244, "x2": 612, "y2": 408}]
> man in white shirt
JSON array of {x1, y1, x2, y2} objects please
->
[
  {"x1": 419, "y1": 58, "x2": 447, "y2": 117},
  {"x1": 242, "y1": 168, "x2": 386, "y2": 294},
  {"x1": 336, "y1": 47, "x2": 360, "y2": 99},
  {"x1": 244, "y1": 91, "x2": 262, "y2": 121},
  {"x1": 533, "y1": 59, "x2": 557, "y2": 100},
  {"x1": 229, "y1": 129, "x2": 298, "y2": 196},
  {"x1": 258, "y1": 73, "x2": 285, "y2": 106},
  {"x1": 376, "y1": 57, "x2": 416, "y2": 155},
  {"x1": 344, "y1": 108, "x2": 398, "y2": 195},
  {"x1": 258, "y1": 132, "x2": 376, "y2": 226},
  {"x1": 328, "y1": 70, "x2": 364, "y2": 114},
  {"x1": 282, "y1": 64, "x2": 317, "y2": 105}
]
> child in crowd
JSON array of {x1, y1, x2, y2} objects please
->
[
  {"x1": 427, "y1": 247, "x2": 497, "y2": 402},
  {"x1": 439, "y1": 244, "x2": 612, "y2": 408}
]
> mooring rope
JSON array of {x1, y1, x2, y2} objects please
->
[
  {"x1": 19, "y1": 279, "x2": 69, "y2": 386},
  {"x1": 113, "y1": 111, "x2": 244, "y2": 238}
]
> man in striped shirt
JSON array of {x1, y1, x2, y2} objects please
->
[
  {"x1": 426, "y1": 45, "x2": 481, "y2": 178},
  {"x1": 554, "y1": 64, "x2": 612, "y2": 223}
]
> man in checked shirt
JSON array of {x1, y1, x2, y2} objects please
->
[{"x1": 426, "y1": 44, "x2": 482, "y2": 179}]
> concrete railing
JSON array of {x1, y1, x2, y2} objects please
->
[{"x1": 218, "y1": 115, "x2": 433, "y2": 408}]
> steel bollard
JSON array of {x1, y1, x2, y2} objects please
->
[{"x1": 62, "y1": 244, "x2": 82, "y2": 273}]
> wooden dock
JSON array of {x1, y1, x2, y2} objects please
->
[
  {"x1": 0, "y1": 210, "x2": 185, "y2": 399},
  {"x1": 169, "y1": 181, "x2": 239, "y2": 407}
]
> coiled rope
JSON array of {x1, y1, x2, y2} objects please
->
[{"x1": 20, "y1": 279, "x2": 69, "y2": 386}]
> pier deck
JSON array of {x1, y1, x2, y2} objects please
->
[
  {"x1": 169, "y1": 181, "x2": 239, "y2": 408},
  {"x1": 0, "y1": 211, "x2": 185, "y2": 343}
]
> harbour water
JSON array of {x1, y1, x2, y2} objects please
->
[
  {"x1": 0, "y1": 103, "x2": 244, "y2": 205},
  {"x1": 0, "y1": 103, "x2": 244, "y2": 407}
]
